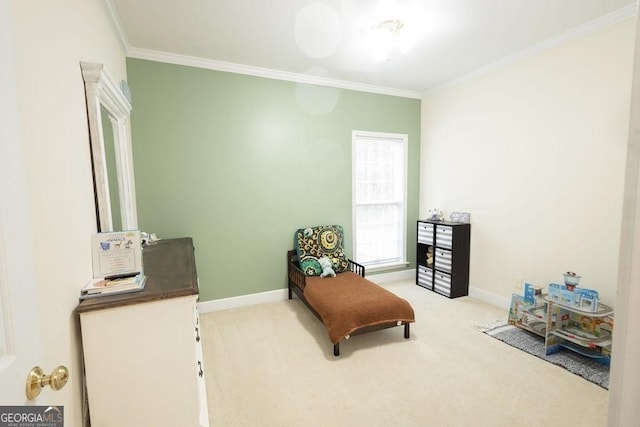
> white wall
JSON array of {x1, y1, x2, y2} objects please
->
[
  {"x1": 608, "y1": 10, "x2": 640, "y2": 426},
  {"x1": 8, "y1": 0, "x2": 126, "y2": 424},
  {"x1": 421, "y1": 18, "x2": 636, "y2": 308}
]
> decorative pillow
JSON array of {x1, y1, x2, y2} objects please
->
[
  {"x1": 300, "y1": 258, "x2": 322, "y2": 276},
  {"x1": 295, "y1": 225, "x2": 349, "y2": 276}
]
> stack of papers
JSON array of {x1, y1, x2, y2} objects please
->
[
  {"x1": 81, "y1": 231, "x2": 146, "y2": 300},
  {"x1": 80, "y1": 273, "x2": 147, "y2": 299}
]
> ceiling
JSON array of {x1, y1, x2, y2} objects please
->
[{"x1": 107, "y1": 0, "x2": 636, "y2": 97}]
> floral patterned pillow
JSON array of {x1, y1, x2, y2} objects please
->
[{"x1": 295, "y1": 225, "x2": 349, "y2": 276}]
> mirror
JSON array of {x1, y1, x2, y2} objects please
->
[
  {"x1": 81, "y1": 62, "x2": 137, "y2": 232},
  {"x1": 101, "y1": 105, "x2": 123, "y2": 231}
]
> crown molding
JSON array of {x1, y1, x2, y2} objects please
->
[
  {"x1": 103, "y1": 1, "x2": 635, "y2": 100},
  {"x1": 102, "y1": 0, "x2": 420, "y2": 99},
  {"x1": 425, "y1": 3, "x2": 638, "y2": 96},
  {"x1": 100, "y1": 0, "x2": 130, "y2": 52},
  {"x1": 126, "y1": 47, "x2": 423, "y2": 99}
]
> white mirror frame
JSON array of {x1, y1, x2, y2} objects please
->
[{"x1": 81, "y1": 61, "x2": 138, "y2": 232}]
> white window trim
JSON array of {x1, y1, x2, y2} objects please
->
[{"x1": 352, "y1": 130, "x2": 408, "y2": 269}]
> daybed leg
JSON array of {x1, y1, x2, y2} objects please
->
[
  {"x1": 404, "y1": 322, "x2": 410, "y2": 339},
  {"x1": 288, "y1": 285, "x2": 292, "y2": 300},
  {"x1": 333, "y1": 342, "x2": 340, "y2": 357}
]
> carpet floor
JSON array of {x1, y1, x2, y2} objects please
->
[{"x1": 200, "y1": 280, "x2": 609, "y2": 426}]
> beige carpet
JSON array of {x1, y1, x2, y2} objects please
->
[{"x1": 200, "y1": 280, "x2": 608, "y2": 426}]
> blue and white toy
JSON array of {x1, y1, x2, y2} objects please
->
[{"x1": 319, "y1": 256, "x2": 336, "y2": 278}]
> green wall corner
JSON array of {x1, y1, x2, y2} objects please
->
[{"x1": 127, "y1": 58, "x2": 421, "y2": 301}]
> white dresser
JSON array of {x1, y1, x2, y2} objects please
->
[{"x1": 77, "y1": 238, "x2": 209, "y2": 426}]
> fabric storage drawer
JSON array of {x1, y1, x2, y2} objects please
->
[
  {"x1": 434, "y1": 248, "x2": 452, "y2": 273},
  {"x1": 417, "y1": 265, "x2": 433, "y2": 288},
  {"x1": 417, "y1": 222, "x2": 434, "y2": 244},
  {"x1": 436, "y1": 225, "x2": 453, "y2": 248},
  {"x1": 416, "y1": 221, "x2": 470, "y2": 299},
  {"x1": 434, "y1": 271, "x2": 451, "y2": 295}
]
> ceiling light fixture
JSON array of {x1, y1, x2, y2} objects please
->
[
  {"x1": 373, "y1": 18, "x2": 405, "y2": 42},
  {"x1": 364, "y1": 17, "x2": 410, "y2": 61},
  {"x1": 362, "y1": 0, "x2": 415, "y2": 62}
]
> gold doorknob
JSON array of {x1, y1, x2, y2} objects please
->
[{"x1": 25, "y1": 365, "x2": 69, "y2": 400}]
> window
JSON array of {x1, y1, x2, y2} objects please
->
[{"x1": 352, "y1": 130, "x2": 408, "y2": 268}]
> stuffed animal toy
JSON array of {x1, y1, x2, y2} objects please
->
[
  {"x1": 428, "y1": 208, "x2": 444, "y2": 221},
  {"x1": 426, "y1": 247, "x2": 434, "y2": 267},
  {"x1": 319, "y1": 256, "x2": 336, "y2": 278}
]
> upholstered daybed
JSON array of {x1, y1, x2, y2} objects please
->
[{"x1": 287, "y1": 225, "x2": 415, "y2": 356}]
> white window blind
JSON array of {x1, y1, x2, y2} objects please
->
[{"x1": 352, "y1": 131, "x2": 407, "y2": 267}]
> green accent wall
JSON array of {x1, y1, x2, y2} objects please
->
[{"x1": 126, "y1": 58, "x2": 421, "y2": 301}]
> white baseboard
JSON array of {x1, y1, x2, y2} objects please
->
[
  {"x1": 469, "y1": 286, "x2": 511, "y2": 310},
  {"x1": 198, "y1": 289, "x2": 288, "y2": 314},
  {"x1": 367, "y1": 268, "x2": 415, "y2": 284},
  {"x1": 197, "y1": 269, "x2": 417, "y2": 313},
  {"x1": 371, "y1": 268, "x2": 511, "y2": 310},
  {"x1": 197, "y1": 270, "x2": 511, "y2": 314}
]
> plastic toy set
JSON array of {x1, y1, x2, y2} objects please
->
[{"x1": 546, "y1": 271, "x2": 600, "y2": 313}]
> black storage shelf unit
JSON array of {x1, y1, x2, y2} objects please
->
[{"x1": 416, "y1": 220, "x2": 470, "y2": 299}]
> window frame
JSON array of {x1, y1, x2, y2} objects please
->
[{"x1": 351, "y1": 130, "x2": 409, "y2": 270}]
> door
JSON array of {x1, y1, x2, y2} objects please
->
[{"x1": 0, "y1": 0, "x2": 44, "y2": 403}]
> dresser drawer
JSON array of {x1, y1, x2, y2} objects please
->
[
  {"x1": 434, "y1": 248, "x2": 452, "y2": 273},
  {"x1": 417, "y1": 222, "x2": 434, "y2": 244},
  {"x1": 434, "y1": 271, "x2": 451, "y2": 295},
  {"x1": 417, "y1": 265, "x2": 433, "y2": 288},
  {"x1": 435, "y1": 225, "x2": 453, "y2": 248}
]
